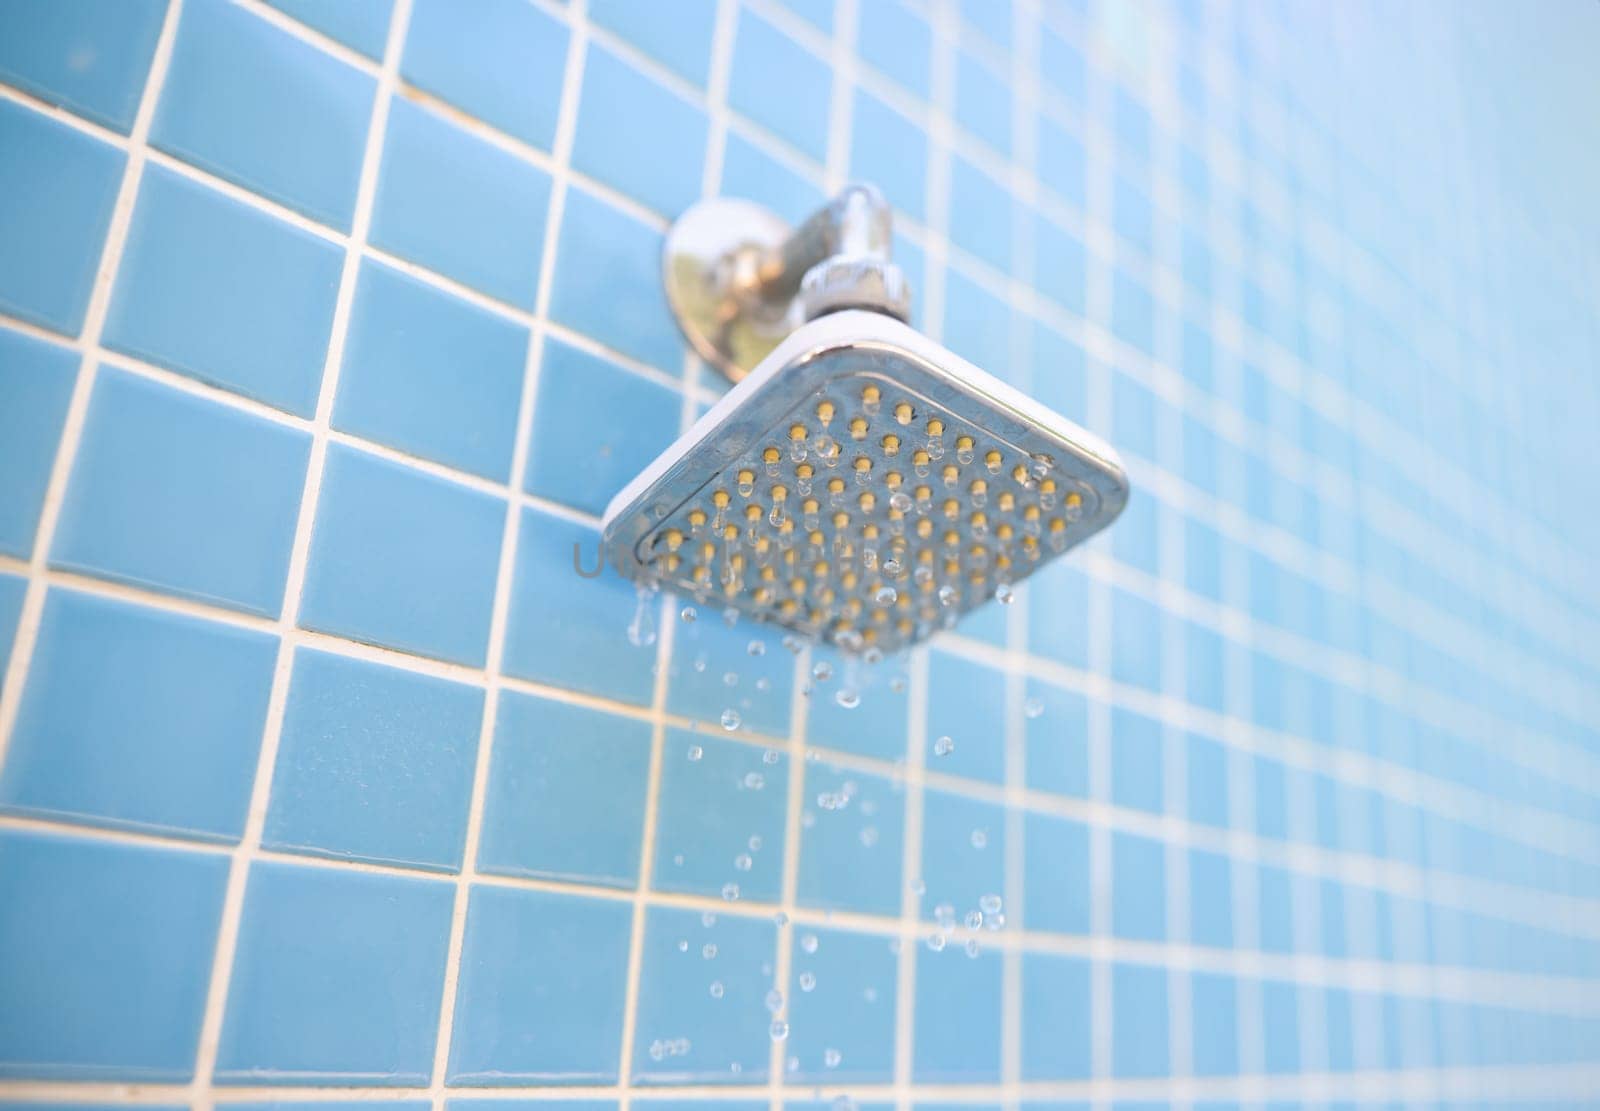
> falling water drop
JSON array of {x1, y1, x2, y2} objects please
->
[
  {"x1": 798, "y1": 971, "x2": 817, "y2": 992},
  {"x1": 812, "y1": 660, "x2": 834, "y2": 682},
  {"x1": 680, "y1": 605, "x2": 698, "y2": 623},
  {"x1": 980, "y1": 893, "x2": 1003, "y2": 915},
  {"x1": 800, "y1": 933, "x2": 819, "y2": 954},
  {"x1": 702, "y1": 943, "x2": 717, "y2": 959},
  {"x1": 709, "y1": 980, "x2": 725, "y2": 998},
  {"x1": 970, "y1": 828, "x2": 988, "y2": 849},
  {"x1": 720, "y1": 708, "x2": 741, "y2": 731},
  {"x1": 873, "y1": 584, "x2": 897, "y2": 607},
  {"x1": 747, "y1": 640, "x2": 766, "y2": 657},
  {"x1": 834, "y1": 687, "x2": 861, "y2": 709},
  {"x1": 932, "y1": 735, "x2": 955, "y2": 756},
  {"x1": 769, "y1": 1020, "x2": 789, "y2": 1041},
  {"x1": 823, "y1": 1048, "x2": 842, "y2": 1069},
  {"x1": 1024, "y1": 697, "x2": 1044, "y2": 719},
  {"x1": 995, "y1": 582, "x2": 1014, "y2": 605},
  {"x1": 721, "y1": 882, "x2": 740, "y2": 901},
  {"x1": 627, "y1": 585, "x2": 658, "y2": 647},
  {"x1": 686, "y1": 744, "x2": 704, "y2": 762}
]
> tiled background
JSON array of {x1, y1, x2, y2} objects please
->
[{"x1": 0, "y1": 0, "x2": 1598, "y2": 1108}]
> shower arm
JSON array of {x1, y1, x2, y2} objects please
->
[{"x1": 663, "y1": 183, "x2": 913, "y2": 383}]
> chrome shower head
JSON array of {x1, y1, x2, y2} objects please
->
[{"x1": 600, "y1": 187, "x2": 1129, "y2": 655}]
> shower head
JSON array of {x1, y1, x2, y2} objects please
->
[{"x1": 600, "y1": 187, "x2": 1129, "y2": 655}]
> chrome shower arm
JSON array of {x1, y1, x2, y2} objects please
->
[{"x1": 663, "y1": 183, "x2": 912, "y2": 383}]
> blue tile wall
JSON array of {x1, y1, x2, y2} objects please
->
[
  {"x1": 2, "y1": 0, "x2": 1599, "y2": 1107},
  {"x1": 106, "y1": 164, "x2": 343, "y2": 415}
]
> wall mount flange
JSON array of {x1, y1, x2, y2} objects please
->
[{"x1": 662, "y1": 183, "x2": 912, "y2": 383}]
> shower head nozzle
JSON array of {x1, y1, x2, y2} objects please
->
[{"x1": 600, "y1": 305, "x2": 1129, "y2": 655}]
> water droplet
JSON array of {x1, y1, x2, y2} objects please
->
[
  {"x1": 702, "y1": 942, "x2": 717, "y2": 959},
  {"x1": 673, "y1": 852, "x2": 684, "y2": 866},
  {"x1": 747, "y1": 639, "x2": 766, "y2": 657},
  {"x1": 782, "y1": 634, "x2": 804, "y2": 654},
  {"x1": 965, "y1": 910, "x2": 983, "y2": 929},
  {"x1": 723, "y1": 606, "x2": 739, "y2": 627},
  {"x1": 723, "y1": 670, "x2": 738, "y2": 687},
  {"x1": 701, "y1": 911, "x2": 717, "y2": 927},
  {"x1": 910, "y1": 878, "x2": 926, "y2": 896},
  {"x1": 743, "y1": 771, "x2": 765, "y2": 789},
  {"x1": 812, "y1": 660, "x2": 834, "y2": 682},
  {"x1": 755, "y1": 676, "x2": 771, "y2": 692},
  {"x1": 766, "y1": 987, "x2": 784, "y2": 1013},
  {"x1": 834, "y1": 687, "x2": 860, "y2": 709},
  {"x1": 995, "y1": 582, "x2": 1014, "y2": 605},
  {"x1": 729, "y1": 1061, "x2": 741, "y2": 1073},
  {"x1": 933, "y1": 734, "x2": 955, "y2": 756},
  {"x1": 970, "y1": 828, "x2": 988, "y2": 849},
  {"x1": 677, "y1": 939, "x2": 689, "y2": 952},
  {"x1": 798, "y1": 971, "x2": 817, "y2": 992},
  {"x1": 964, "y1": 938, "x2": 981, "y2": 958},
  {"x1": 734, "y1": 853, "x2": 753, "y2": 871},
  {"x1": 762, "y1": 749, "x2": 780, "y2": 765},
  {"x1": 721, "y1": 882, "x2": 740, "y2": 901},
  {"x1": 889, "y1": 491, "x2": 912, "y2": 513},
  {"x1": 773, "y1": 910, "x2": 788, "y2": 926},
  {"x1": 749, "y1": 834, "x2": 764, "y2": 851},
  {"x1": 1024, "y1": 696, "x2": 1044, "y2": 719},
  {"x1": 800, "y1": 932, "x2": 819, "y2": 954},
  {"x1": 709, "y1": 979, "x2": 725, "y2": 998},
  {"x1": 823, "y1": 1047, "x2": 842, "y2": 1069},
  {"x1": 937, "y1": 584, "x2": 958, "y2": 607},
  {"x1": 720, "y1": 708, "x2": 741, "y2": 731},
  {"x1": 859, "y1": 825, "x2": 879, "y2": 847},
  {"x1": 926, "y1": 932, "x2": 946, "y2": 951},
  {"x1": 890, "y1": 675, "x2": 908, "y2": 694},
  {"x1": 686, "y1": 743, "x2": 703, "y2": 762},
  {"x1": 770, "y1": 1020, "x2": 789, "y2": 1041},
  {"x1": 980, "y1": 893, "x2": 1003, "y2": 914},
  {"x1": 873, "y1": 584, "x2": 897, "y2": 607},
  {"x1": 680, "y1": 605, "x2": 698, "y2": 623},
  {"x1": 934, "y1": 903, "x2": 955, "y2": 926},
  {"x1": 627, "y1": 585, "x2": 658, "y2": 647},
  {"x1": 986, "y1": 911, "x2": 1006, "y2": 931}
]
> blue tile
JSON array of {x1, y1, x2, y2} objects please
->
[
  {"x1": 372, "y1": 97, "x2": 552, "y2": 309},
  {"x1": 1024, "y1": 812, "x2": 1088, "y2": 935},
  {"x1": 549, "y1": 186, "x2": 683, "y2": 375},
  {"x1": 0, "y1": 99, "x2": 124, "y2": 335},
  {"x1": 525, "y1": 338, "x2": 680, "y2": 514},
  {"x1": 447, "y1": 1104, "x2": 609, "y2": 1111},
  {"x1": 300, "y1": 444, "x2": 504, "y2": 665},
  {"x1": 591, "y1": 0, "x2": 714, "y2": 87},
  {"x1": 926, "y1": 649, "x2": 1006, "y2": 784},
  {"x1": 913, "y1": 946, "x2": 1002, "y2": 1082},
  {"x1": 857, "y1": 1, "x2": 930, "y2": 99},
  {"x1": 1113, "y1": 174, "x2": 1154, "y2": 256},
  {"x1": 948, "y1": 157, "x2": 1012, "y2": 275},
  {"x1": 0, "y1": 0, "x2": 165, "y2": 131},
  {"x1": 0, "y1": 827, "x2": 228, "y2": 1080},
  {"x1": 785, "y1": 927, "x2": 898, "y2": 1082},
  {"x1": 1188, "y1": 847, "x2": 1233, "y2": 948},
  {"x1": 1028, "y1": 560, "x2": 1089, "y2": 669},
  {"x1": 1261, "y1": 979, "x2": 1301, "y2": 1073},
  {"x1": 0, "y1": 326, "x2": 76, "y2": 557},
  {"x1": 665, "y1": 613, "x2": 793, "y2": 738},
  {"x1": 1190, "y1": 971, "x2": 1239, "y2": 1075},
  {"x1": 653, "y1": 729, "x2": 788, "y2": 903},
  {"x1": 849, "y1": 89, "x2": 927, "y2": 222},
  {"x1": 572, "y1": 44, "x2": 706, "y2": 216},
  {"x1": 478, "y1": 690, "x2": 650, "y2": 888},
  {"x1": 1039, "y1": 25, "x2": 1085, "y2": 105},
  {"x1": 1033, "y1": 212, "x2": 1086, "y2": 314},
  {"x1": 1257, "y1": 863, "x2": 1295, "y2": 953},
  {"x1": 264, "y1": 648, "x2": 483, "y2": 871},
  {"x1": 942, "y1": 267, "x2": 1012, "y2": 380},
  {"x1": 1109, "y1": 705, "x2": 1163, "y2": 814},
  {"x1": 919, "y1": 787, "x2": 1004, "y2": 924},
  {"x1": 719, "y1": 131, "x2": 827, "y2": 225},
  {"x1": 954, "y1": 52, "x2": 1010, "y2": 155},
  {"x1": 1112, "y1": 831, "x2": 1166, "y2": 941},
  {"x1": 1112, "y1": 962, "x2": 1169, "y2": 1077},
  {"x1": 1110, "y1": 586, "x2": 1161, "y2": 691},
  {"x1": 502, "y1": 507, "x2": 657, "y2": 706},
  {"x1": 631, "y1": 906, "x2": 775, "y2": 1083},
  {"x1": 1021, "y1": 953, "x2": 1090, "y2": 1079},
  {"x1": 404, "y1": 0, "x2": 566, "y2": 150},
  {"x1": 216, "y1": 860, "x2": 453, "y2": 1084},
  {"x1": 2, "y1": 588, "x2": 275, "y2": 841},
  {"x1": 728, "y1": 9, "x2": 830, "y2": 163},
  {"x1": 1036, "y1": 116, "x2": 1086, "y2": 208},
  {"x1": 1112, "y1": 270, "x2": 1155, "y2": 355},
  {"x1": 268, "y1": 0, "x2": 392, "y2": 59},
  {"x1": 0, "y1": 574, "x2": 23, "y2": 680},
  {"x1": 53, "y1": 369, "x2": 309, "y2": 615},
  {"x1": 106, "y1": 165, "x2": 343, "y2": 415},
  {"x1": 336, "y1": 258, "x2": 529, "y2": 481},
  {"x1": 153, "y1": 0, "x2": 375, "y2": 229},
  {"x1": 804, "y1": 643, "x2": 911, "y2": 762},
  {"x1": 776, "y1": 0, "x2": 833, "y2": 32},
  {"x1": 1023, "y1": 681, "x2": 1088, "y2": 797},
  {"x1": 448, "y1": 885, "x2": 632, "y2": 1085},
  {"x1": 797, "y1": 761, "x2": 904, "y2": 917}
]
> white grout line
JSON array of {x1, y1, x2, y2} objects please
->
[
  {"x1": 188, "y1": 0, "x2": 414, "y2": 1099},
  {"x1": 422, "y1": 0, "x2": 590, "y2": 1100},
  {"x1": 0, "y1": 0, "x2": 185, "y2": 782}
]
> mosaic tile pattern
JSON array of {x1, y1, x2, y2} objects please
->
[{"x1": 1, "y1": 0, "x2": 1598, "y2": 1107}]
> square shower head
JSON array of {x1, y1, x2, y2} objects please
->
[{"x1": 601, "y1": 310, "x2": 1128, "y2": 655}]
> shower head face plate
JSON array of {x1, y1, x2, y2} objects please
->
[{"x1": 601, "y1": 311, "x2": 1129, "y2": 655}]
